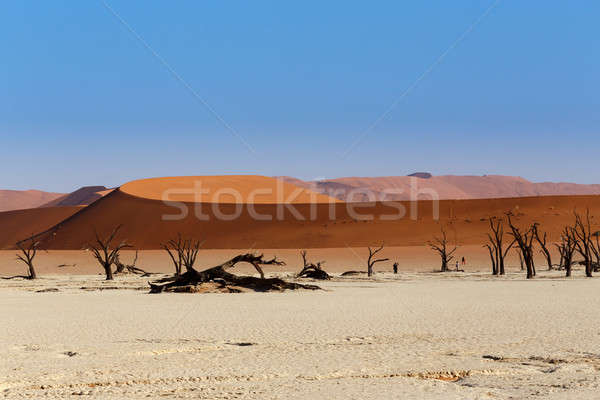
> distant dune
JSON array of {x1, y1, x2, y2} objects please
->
[
  {"x1": 0, "y1": 189, "x2": 64, "y2": 212},
  {"x1": 280, "y1": 174, "x2": 600, "y2": 201}
]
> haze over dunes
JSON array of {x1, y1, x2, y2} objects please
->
[
  {"x1": 281, "y1": 174, "x2": 600, "y2": 201},
  {"x1": 0, "y1": 190, "x2": 64, "y2": 212}
]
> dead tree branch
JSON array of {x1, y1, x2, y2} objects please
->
[
  {"x1": 297, "y1": 250, "x2": 330, "y2": 280},
  {"x1": 556, "y1": 227, "x2": 577, "y2": 277},
  {"x1": 149, "y1": 253, "x2": 319, "y2": 293},
  {"x1": 485, "y1": 217, "x2": 515, "y2": 275},
  {"x1": 88, "y1": 225, "x2": 132, "y2": 280},
  {"x1": 114, "y1": 250, "x2": 153, "y2": 276},
  {"x1": 533, "y1": 224, "x2": 553, "y2": 271},
  {"x1": 161, "y1": 234, "x2": 184, "y2": 276},
  {"x1": 367, "y1": 244, "x2": 389, "y2": 277},
  {"x1": 428, "y1": 226, "x2": 457, "y2": 272},
  {"x1": 12, "y1": 236, "x2": 39, "y2": 280},
  {"x1": 506, "y1": 213, "x2": 536, "y2": 279},
  {"x1": 572, "y1": 210, "x2": 594, "y2": 277}
]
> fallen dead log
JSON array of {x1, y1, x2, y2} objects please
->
[{"x1": 149, "y1": 253, "x2": 321, "y2": 293}]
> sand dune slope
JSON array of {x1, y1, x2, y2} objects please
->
[{"x1": 0, "y1": 207, "x2": 81, "y2": 249}]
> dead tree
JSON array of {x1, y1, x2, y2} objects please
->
[
  {"x1": 517, "y1": 250, "x2": 524, "y2": 271},
  {"x1": 507, "y1": 213, "x2": 536, "y2": 279},
  {"x1": 428, "y1": 226, "x2": 457, "y2": 272},
  {"x1": 88, "y1": 225, "x2": 132, "y2": 280},
  {"x1": 572, "y1": 210, "x2": 594, "y2": 277},
  {"x1": 15, "y1": 236, "x2": 39, "y2": 279},
  {"x1": 367, "y1": 244, "x2": 389, "y2": 277},
  {"x1": 297, "y1": 250, "x2": 330, "y2": 280},
  {"x1": 556, "y1": 227, "x2": 577, "y2": 277},
  {"x1": 149, "y1": 253, "x2": 320, "y2": 293},
  {"x1": 180, "y1": 238, "x2": 202, "y2": 273},
  {"x1": 485, "y1": 217, "x2": 515, "y2": 275},
  {"x1": 161, "y1": 234, "x2": 184, "y2": 276},
  {"x1": 114, "y1": 250, "x2": 152, "y2": 276},
  {"x1": 484, "y1": 243, "x2": 497, "y2": 275},
  {"x1": 590, "y1": 231, "x2": 600, "y2": 273},
  {"x1": 533, "y1": 224, "x2": 553, "y2": 270}
]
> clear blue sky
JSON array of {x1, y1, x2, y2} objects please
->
[{"x1": 1, "y1": 1, "x2": 598, "y2": 192}]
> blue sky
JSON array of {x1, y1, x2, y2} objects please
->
[{"x1": 1, "y1": 1, "x2": 598, "y2": 192}]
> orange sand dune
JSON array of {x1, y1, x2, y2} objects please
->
[
  {"x1": 24, "y1": 175, "x2": 600, "y2": 250},
  {"x1": 0, "y1": 206, "x2": 81, "y2": 248}
]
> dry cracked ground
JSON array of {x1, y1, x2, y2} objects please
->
[{"x1": 1, "y1": 271, "x2": 600, "y2": 399}]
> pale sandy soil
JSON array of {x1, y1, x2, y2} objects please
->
[{"x1": 1, "y1": 270, "x2": 599, "y2": 399}]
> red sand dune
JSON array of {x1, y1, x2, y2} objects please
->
[
  {"x1": 0, "y1": 206, "x2": 81, "y2": 248},
  {"x1": 0, "y1": 189, "x2": 64, "y2": 212},
  {"x1": 19, "y1": 175, "x2": 600, "y2": 250}
]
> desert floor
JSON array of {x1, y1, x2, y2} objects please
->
[{"x1": 1, "y1": 268, "x2": 599, "y2": 399}]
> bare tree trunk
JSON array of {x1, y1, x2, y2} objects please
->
[
  {"x1": 104, "y1": 263, "x2": 114, "y2": 281},
  {"x1": 485, "y1": 244, "x2": 497, "y2": 275}
]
